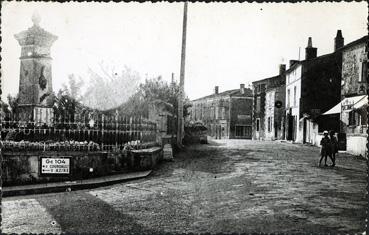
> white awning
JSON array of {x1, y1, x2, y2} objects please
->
[
  {"x1": 323, "y1": 102, "x2": 341, "y2": 115},
  {"x1": 353, "y1": 95, "x2": 368, "y2": 110},
  {"x1": 322, "y1": 95, "x2": 367, "y2": 115}
]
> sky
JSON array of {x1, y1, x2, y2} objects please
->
[{"x1": 1, "y1": 1, "x2": 367, "y2": 103}]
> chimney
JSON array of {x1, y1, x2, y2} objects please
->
[
  {"x1": 171, "y1": 73, "x2": 175, "y2": 84},
  {"x1": 240, "y1": 84, "x2": 245, "y2": 94},
  {"x1": 214, "y1": 86, "x2": 219, "y2": 95},
  {"x1": 279, "y1": 64, "x2": 286, "y2": 75},
  {"x1": 305, "y1": 37, "x2": 317, "y2": 60},
  {"x1": 289, "y1": 60, "x2": 299, "y2": 68},
  {"x1": 334, "y1": 30, "x2": 344, "y2": 51}
]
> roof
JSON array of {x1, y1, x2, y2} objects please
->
[
  {"x1": 285, "y1": 35, "x2": 367, "y2": 74},
  {"x1": 285, "y1": 61, "x2": 302, "y2": 74},
  {"x1": 339, "y1": 35, "x2": 367, "y2": 51},
  {"x1": 266, "y1": 83, "x2": 285, "y2": 92},
  {"x1": 252, "y1": 75, "x2": 280, "y2": 85},
  {"x1": 191, "y1": 88, "x2": 252, "y2": 102},
  {"x1": 252, "y1": 74, "x2": 285, "y2": 92},
  {"x1": 286, "y1": 51, "x2": 339, "y2": 75}
]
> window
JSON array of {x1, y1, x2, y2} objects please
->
[
  {"x1": 287, "y1": 89, "x2": 290, "y2": 108},
  {"x1": 261, "y1": 84, "x2": 266, "y2": 92},
  {"x1": 215, "y1": 106, "x2": 219, "y2": 120},
  {"x1": 349, "y1": 111, "x2": 358, "y2": 126},
  {"x1": 199, "y1": 104, "x2": 202, "y2": 119},
  {"x1": 293, "y1": 86, "x2": 297, "y2": 107},
  {"x1": 256, "y1": 97, "x2": 261, "y2": 113},
  {"x1": 210, "y1": 107, "x2": 215, "y2": 120},
  {"x1": 267, "y1": 117, "x2": 271, "y2": 132},
  {"x1": 270, "y1": 117, "x2": 273, "y2": 132},
  {"x1": 256, "y1": 118, "x2": 260, "y2": 132},
  {"x1": 221, "y1": 107, "x2": 225, "y2": 120},
  {"x1": 361, "y1": 61, "x2": 367, "y2": 82},
  {"x1": 255, "y1": 96, "x2": 257, "y2": 110},
  {"x1": 203, "y1": 105, "x2": 207, "y2": 120}
]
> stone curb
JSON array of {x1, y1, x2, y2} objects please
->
[{"x1": 2, "y1": 170, "x2": 152, "y2": 197}]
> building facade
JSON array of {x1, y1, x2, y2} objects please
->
[
  {"x1": 148, "y1": 100, "x2": 176, "y2": 146},
  {"x1": 252, "y1": 65, "x2": 286, "y2": 140},
  {"x1": 265, "y1": 84, "x2": 286, "y2": 140},
  {"x1": 285, "y1": 33, "x2": 343, "y2": 144},
  {"x1": 323, "y1": 35, "x2": 367, "y2": 157},
  {"x1": 285, "y1": 63, "x2": 302, "y2": 142},
  {"x1": 189, "y1": 85, "x2": 253, "y2": 139}
]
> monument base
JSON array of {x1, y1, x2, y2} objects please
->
[{"x1": 18, "y1": 105, "x2": 54, "y2": 125}]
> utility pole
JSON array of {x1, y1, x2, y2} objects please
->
[{"x1": 177, "y1": 1, "x2": 188, "y2": 148}]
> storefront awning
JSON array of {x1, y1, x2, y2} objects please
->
[
  {"x1": 323, "y1": 103, "x2": 341, "y2": 115},
  {"x1": 322, "y1": 95, "x2": 367, "y2": 115},
  {"x1": 353, "y1": 95, "x2": 368, "y2": 110}
]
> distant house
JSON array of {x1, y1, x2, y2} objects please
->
[
  {"x1": 285, "y1": 32, "x2": 343, "y2": 144},
  {"x1": 148, "y1": 100, "x2": 176, "y2": 146},
  {"x1": 265, "y1": 80, "x2": 286, "y2": 140},
  {"x1": 189, "y1": 84, "x2": 253, "y2": 139},
  {"x1": 252, "y1": 65, "x2": 286, "y2": 140},
  {"x1": 323, "y1": 35, "x2": 367, "y2": 157}
]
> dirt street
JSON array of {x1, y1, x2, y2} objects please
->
[{"x1": 2, "y1": 139, "x2": 367, "y2": 234}]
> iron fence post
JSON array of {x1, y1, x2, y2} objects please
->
[{"x1": 102, "y1": 114, "x2": 104, "y2": 151}]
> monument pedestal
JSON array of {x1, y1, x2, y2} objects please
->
[{"x1": 18, "y1": 105, "x2": 53, "y2": 125}]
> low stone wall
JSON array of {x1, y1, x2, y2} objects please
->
[
  {"x1": 314, "y1": 134, "x2": 324, "y2": 148},
  {"x1": 347, "y1": 134, "x2": 367, "y2": 158},
  {"x1": 2, "y1": 148, "x2": 163, "y2": 186},
  {"x1": 314, "y1": 133, "x2": 367, "y2": 158},
  {"x1": 130, "y1": 147, "x2": 163, "y2": 170}
]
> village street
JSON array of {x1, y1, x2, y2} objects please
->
[{"x1": 2, "y1": 140, "x2": 367, "y2": 234}]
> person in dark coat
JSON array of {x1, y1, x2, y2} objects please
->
[
  {"x1": 329, "y1": 130, "x2": 338, "y2": 167},
  {"x1": 319, "y1": 131, "x2": 331, "y2": 167}
]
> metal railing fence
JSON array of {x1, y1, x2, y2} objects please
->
[{"x1": 1, "y1": 112, "x2": 157, "y2": 151}]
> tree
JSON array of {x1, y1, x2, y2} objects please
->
[
  {"x1": 82, "y1": 62, "x2": 140, "y2": 110},
  {"x1": 0, "y1": 100, "x2": 10, "y2": 117},
  {"x1": 53, "y1": 74, "x2": 85, "y2": 121},
  {"x1": 61, "y1": 74, "x2": 84, "y2": 101},
  {"x1": 110, "y1": 76, "x2": 191, "y2": 118},
  {"x1": 7, "y1": 94, "x2": 19, "y2": 114}
]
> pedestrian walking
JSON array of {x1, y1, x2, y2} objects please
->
[
  {"x1": 319, "y1": 130, "x2": 331, "y2": 167},
  {"x1": 329, "y1": 130, "x2": 338, "y2": 167}
]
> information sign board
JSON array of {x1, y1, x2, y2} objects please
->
[{"x1": 40, "y1": 158, "x2": 71, "y2": 175}]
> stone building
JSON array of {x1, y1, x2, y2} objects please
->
[
  {"x1": 252, "y1": 65, "x2": 286, "y2": 140},
  {"x1": 264, "y1": 82, "x2": 286, "y2": 140},
  {"x1": 323, "y1": 35, "x2": 367, "y2": 157},
  {"x1": 285, "y1": 31, "x2": 343, "y2": 143},
  {"x1": 148, "y1": 100, "x2": 176, "y2": 146},
  {"x1": 189, "y1": 85, "x2": 253, "y2": 139},
  {"x1": 14, "y1": 13, "x2": 57, "y2": 124}
]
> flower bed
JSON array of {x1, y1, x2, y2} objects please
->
[
  {"x1": 1, "y1": 140, "x2": 159, "y2": 152},
  {"x1": 1, "y1": 140, "x2": 100, "y2": 152}
]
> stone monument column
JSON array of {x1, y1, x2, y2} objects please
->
[{"x1": 14, "y1": 12, "x2": 57, "y2": 124}]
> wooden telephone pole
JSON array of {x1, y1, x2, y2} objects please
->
[{"x1": 177, "y1": 1, "x2": 188, "y2": 148}]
